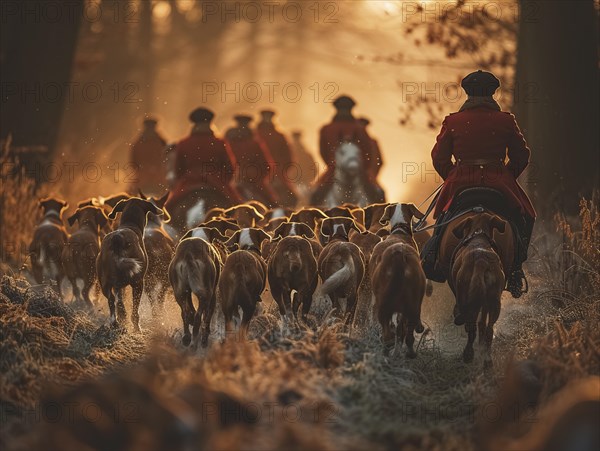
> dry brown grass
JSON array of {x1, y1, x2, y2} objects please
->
[
  {"x1": 0, "y1": 157, "x2": 45, "y2": 275},
  {"x1": 0, "y1": 196, "x2": 598, "y2": 450}
]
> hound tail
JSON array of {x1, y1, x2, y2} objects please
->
[
  {"x1": 179, "y1": 252, "x2": 210, "y2": 300},
  {"x1": 108, "y1": 234, "x2": 143, "y2": 278},
  {"x1": 319, "y1": 254, "x2": 354, "y2": 296}
]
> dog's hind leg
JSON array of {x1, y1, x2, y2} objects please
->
[
  {"x1": 116, "y1": 288, "x2": 126, "y2": 324},
  {"x1": 299, "y1": 290, "x2": 314, "y2": 322},
  {"x1": 82, "y1": 274, "x2": 95, "y2": 309},
  {"x1": 55, "y1": 274, "x2": 64, "y2": 298},
  {"x1": 69, "y1": 277, "x2": 81, "y2": 303},
  {"x1": 345, "y1": 293, "x2": 358, "y2": 329},
  {"x1": 404, "y1": 319, "x2": 417, "y2": 359},
  {"x1": 201, "y1": 292, "x2": 216, "y2": 348},
  {"x1": 107, "y1": 287, "x2": 117, "y2": 326},
  {"x1": 131, "y1": 280, "x2": 143, "y2": 332},
  {"x1": 191, "y1": 294, "x2": 203, "y2": 349},
  {"x1": 177, "y1": 290, "x2": 192, "y2": 346},
  {"x1": 240, "y1": 301, "x2": 257, "y2": 340}
]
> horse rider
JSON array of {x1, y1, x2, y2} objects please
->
[
  {"x1": 358, "y1": 116, "x2": 385, "y2": 197},
  {"x1": 255, "y1": 109, "x2": 299, "y2": 207},
  {"x1": 290, "y1": 130, "x2": 318, "y2": 195},
  {"x1": 128, "y1": 116, "x2": 168, "y2": 195},
  {"x1": 166, "y1": 107, "x2": 242, "y2": 211},
  {"x1": 310, "y1": 95, "x2": 382, "y2": 205},
  {"x1": 422, "y1": 70, "x2": 536, "y2": 297},
  {"x1": 225, "y1": 114, "x2": 279, "y2": 207}
]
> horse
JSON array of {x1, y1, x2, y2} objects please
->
[
  {"x1": 165, "y1": 185, "x2": 234, "y2": 240},
  {"x1": 320, "y1": 142, "x2": 379, "y2": 208},
  {"x1": 437, "y1": 210, "x2": 515, "y2": 364}
]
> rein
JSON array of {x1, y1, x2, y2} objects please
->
[
  {"x1": 413, "y1": 185, "x2": 442, "y2": 232},
  {"x1": 415, "y1": 206, "x2": 486, "y2": 233}
]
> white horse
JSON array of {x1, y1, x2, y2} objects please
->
[{"x1": 323, "y1": 142, "x2": 370, "y2": 208}]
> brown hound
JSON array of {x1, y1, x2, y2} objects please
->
[
  {"x1": 96, "y1": 198, "x2": 163, "y2": 331},
  {"x1": 29, "y1": 197, "x2": 69, "y2": 295}
]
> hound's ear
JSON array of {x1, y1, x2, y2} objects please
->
[
  {"x1": 108, "y1": 199, "x2": 128, "y2": 219},
  {"x1": 96, "y1": 209, "x2": 109, "y2": 229},
  {"x1": 351, "y1": 208, "x2": 365, "y2": 226},
  {"x1": 311, "y1": 209, "x2": 328, "y2": 224},
  {"x1": 181, "y1": 229, "x2": 194, "y2": 241},
  {"x1": 139, "y1": 199, "x2": 164, "y2": 217},
  {"x1": 363, "y1": 205, "x2": 375, "y2": 228},
  {"x1": 155, "y1": 192, "x2": 170, "y2": 208},
  {"x1": 376, "y1": 228, "x2": 390, "y2": 237},
  {"x1": 161, "y1": 206, "x2": 172, "y2": 223},
  {"x1": 225, "y1": 230, "x2": 241, "y2": 251},
  {"x1": 408, "y1": 203, "x2": 425, "y2": 220},
  {"x1": 348, "y1": 228, "x2": 359, "y2": 239},
  {"x1": 489, "y1": 215, "x2": 506, "y2": 234},
  {"x1": 251, "y1": 207, "x2": 264, "y2": 222},
  {"x1": 320, "y1": 218, "x2": 333, "y2": 237},
  {"x1": 349, "y1": 218, "x2": 362, "y2": 233},
  {"x1": 255, "y1": 229, "x2": 271, "y2": 246},
  {"x1": 208, "y1": 228, "x2": 227, "y2": 243},
  {"x1": 67, "y1": 210, "x2": 80, "y2": 227},
  {"x1": 272, "y1": 222, "x2": 289, "y2": 239},
  {"x1": 379, "y1": 205, "x2": 394, "y2": 225},
  {"x1": 453, "y1": 217, "x2": 473, "y2": 239},
  {"x1": 298, "y1": 223, "x2": 315, "y2": 239}
]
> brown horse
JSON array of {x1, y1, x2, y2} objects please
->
[{"x1": 438, "y1": 212, "x2": 514, "y2": 363}]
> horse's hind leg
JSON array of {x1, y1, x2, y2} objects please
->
[
  {"x1": 463, "y1": 315, "x2": 477, "y2": 363},
  {"x1": 478, "y1": 306, "x2": 488, "y2": 346},
  {"x1": 484, "y1": 301, "x2": 501, "y2": 362}
]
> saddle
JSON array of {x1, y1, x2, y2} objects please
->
[{"x1": 421, "y1": 187, "x2": 520, "y2": 282}]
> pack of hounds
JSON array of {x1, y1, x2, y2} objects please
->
[{"x1": 29, "y1": 193, "x2": 444, "y2": 360}]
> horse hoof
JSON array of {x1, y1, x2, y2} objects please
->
[
  {"x1": 415, "y1": 323, "x2": 425, "y2": 334},
  {"x1": 182, "y1": 335, "x2": 191, "y2": 346}
]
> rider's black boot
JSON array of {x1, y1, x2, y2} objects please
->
[
  {"x1": 420, "y1": 214, "x2": 447, "y2": 283},
  {"x1": 506, "y1": 214, "x2": 534, "y2": 298}
]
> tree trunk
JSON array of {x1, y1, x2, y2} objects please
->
[
  {"x1": 514, "y1": 0, "x2": 599, "y2": 217},
  {"x1": 0, "y1": 0, "x2": 83, "y2": 160}
]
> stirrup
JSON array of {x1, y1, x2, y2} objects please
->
[{"x1": 506, "y1": 269, "x2": 528, "y2": 298}]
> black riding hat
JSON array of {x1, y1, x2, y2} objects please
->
[
  {"x1": 461, "y1": 70, "x2": 500, "y2": 97},
  {"x1": 189, "y1": 107, "x2": 214, "y2": 123},
  {"x1": 333, "y1": 95, "x2": 356, "y2": 110},
  {"x1": 234, "y1": 115, "x2": 253, "y2": 125}
]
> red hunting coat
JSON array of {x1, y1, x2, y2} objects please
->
[
  {"x1": 129, "y1": 131, "x2": 167, "y2": 193},
  {"x1": 318, "y1": 115, "x2": 377, "y2": 185},
  {"x1": 225, "y1": 127, "x2": 278, "y2": 204},
  {"x1": 431, "y1": 106, "x2": 536, "y2": 219},
  {"x1": 255, "y1": 123, "x2": 298, "y2": 196},
  {"x1": 168, "y1": 130, "x2": 241, "y2": 207}
]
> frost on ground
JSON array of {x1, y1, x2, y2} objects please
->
[{"x1": 1, "y1": 200, "x2": 598, "y2": 450}]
